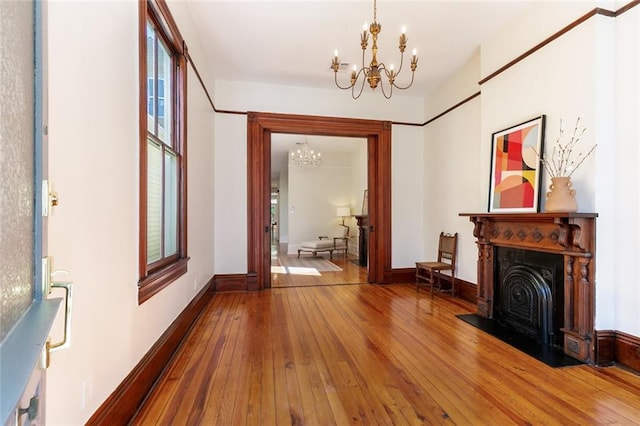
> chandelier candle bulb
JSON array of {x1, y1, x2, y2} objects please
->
[
  {"x1": 360, "y1": 30, "x2": 368, "y2": 48},
  {"x1": 411, "y1": 49, "x2": 418, "y2": 71},
  {"x1": 399, "y1": 26, "x2": 407, "y2": 52}
]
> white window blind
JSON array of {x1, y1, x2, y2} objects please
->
[{"x1": 147, "y1": 139, "x2": 162, "y2": 264}]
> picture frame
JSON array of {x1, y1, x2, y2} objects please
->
[
  {"x1": 488, "y1": 115, "x2": 546, "y2": 213},
  {"x1": 361, "y1": 189, "x2": 368, "y2": 215}
]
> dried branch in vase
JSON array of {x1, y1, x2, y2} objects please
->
[{"x1": 533, "y1": 116, "x2": 596, "y2": 178}]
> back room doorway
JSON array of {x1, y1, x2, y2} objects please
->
[
  {"x1": 270, "y1": 135, "x2": 368, "y2": 288},
  {"x1": 247, "y1": 112, "x2": 392, "y2": 291}
]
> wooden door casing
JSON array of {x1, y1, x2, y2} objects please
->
[{"x1": 247, "y1": 112, "x2": 392, "y2": 290}]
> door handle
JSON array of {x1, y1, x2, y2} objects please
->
[
  {"x1": 369, "y1": 225, "x2": 374, "y2": 232},
  {"x1": 42, "y1": 257, "x2": 73, "y2": 354},
  {"x1": 49, "y1": 281, "x2": 73, "y2": 353}
]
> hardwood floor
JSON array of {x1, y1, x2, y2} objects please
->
[
  {"x1": 132, "y1": 284, "x2": 640, "y2": 425},
  {"x1": 271, "y1": 243, "x2": 367, "y2": 288}
]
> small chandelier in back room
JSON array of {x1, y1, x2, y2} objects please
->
[
  {"x1": 290, "y1": 141, "x2": 321, "y2": 167},
  {"x1": 330, "y1": 0, "x2": 418, "y2": 99}
]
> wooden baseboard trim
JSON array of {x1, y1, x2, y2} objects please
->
[
  {"x1": 385, "y1": 267, "x2": 414, "y2": 283},
  {"x1": 86, "y1": 277, "x2": 215, "y2": 425},
  {"x1": 454, "y1": 278, "x2": 477, "y2": 304},
  {"x1": 595, "y1": 329, "x2": 640, "y2": 373},
  {"x1": 596, "y1": 330, "x2": 616, "y2": 366},
  {"x1": 615, "y1": 330, "x2": 640, "y2": 373},
  {"x1": 387, "y1": 268, "x2": 477, "y2": 304},
  {"x1": 214, "y1": 273, "x2": 248, "y2": 291}
]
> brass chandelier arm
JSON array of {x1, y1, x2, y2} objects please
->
[
  {"x1": 389, "y1": 70, "x2": 416, "y2": 91},
  {"x1": 377, "y1": 59, "x2": 415, "y2": 98},
  {"x1": 333, "y1": 66, "x2": 370, "y2": 100},
  {"x1": 379, "y1": 80, "x2": 393, "y2": 100},
  {"x1": 351, "y1": 69, "x2": 368, "y2": 99},
  {"x1": 379, "y1": 61, "x2": 417, "y2": 91},
  {"x1": 334, "y1": 46, "x2": 372, "y2": 97},
  {"x1": 333, "y1": 71, "x2": 356, "y2": 90},
  {"x1": 394, "y1": 49, "x2": 406, "y2": 75}
]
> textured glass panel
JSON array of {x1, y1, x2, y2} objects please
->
[
  {"x1": 0, "y1": 1, "x2": 35, "y2": 342},
  {"x1": 147, "y1": 140, "x2": 163, "y2": 264},
  {"x1": 164, "y1": 151, "x2": 177, "y2": 256},
  {"x1": 157, "y1": 38, "x2": 172, "y2": 144},
  {"x1": 146, "y1": 22, "x2": 155, "y2": 134}
]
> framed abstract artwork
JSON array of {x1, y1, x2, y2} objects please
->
[{"x1": 488, "y1": 115, "x2": 546, "y2": 212}]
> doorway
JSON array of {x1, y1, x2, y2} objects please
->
[
  {"x1": 270, "y1": 134, "x2": 367, "y2": 288},
  {"x1": 270, "y1": 189, "x2": 279, "y2": 246},
  {"x1": 247, "y1": 112, "x2": 392, "y2": 290}
]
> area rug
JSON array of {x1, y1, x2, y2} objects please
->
[
  {"x1": 274, "y1": 255, "x2": 342, "y2": 274},
  {"x1": 457, "y1": 314, "x2": 583, "y2": 368}
]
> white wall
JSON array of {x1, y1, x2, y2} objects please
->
[
  {"x1": 288, "y1": 152, "x2": 353, "y2": 254},
  {"x1": 272, "y1": 142, "x2": 366, "y2": 255},
  {"x1": 423, "y1": 109, "x2": 481, "y2": 282},
  {"x1": 214, "y1": 80, "x2": 424, "y2": 123},
  {"x1": 350, "y1": 142, "x2": 368, "y2": 214},
  {"x1": 45, "y1": 1, "x2": 215, "y2": 423},
  {"x1": 392, "y1": 125, "x2": 426, "y2": 268},
  {"x1": 613, "y1": 6, "x2": 640, "y2": 336},
  {"x1": 421, "y1": 49, "x2": 481, "y2": 283},
  {"x1": 213, "y1": 80, "x2": 424, "y2": 274},
  {"x1": 349, "y1": 143, "x2": 367, "y2": 254},
  {"x1": 213, "y1": 113, "x2": 247, "y2": 274},
  {"x1": 278, "y1": 170, "x2": 289, "y2": 243}
]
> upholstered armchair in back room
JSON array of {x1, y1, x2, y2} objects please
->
[
  {"x1": 297, "y1": 225, "x2": 350, "y2": 258},
  {"x1": 297, "y1": 206, "x2": 352, "y2": 258}
]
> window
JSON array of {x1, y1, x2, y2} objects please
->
[{"x1": 138, "y1": 0, "x2": 187, "y2": 303}]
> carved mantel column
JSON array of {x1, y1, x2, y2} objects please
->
[
  {"x1": 354, "y1": 215, "x2": 368, "y2": 267},
  {"x1": 460, "y1": 212, "x2": 597, "y2": 363}
]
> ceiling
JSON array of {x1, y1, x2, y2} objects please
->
[
  {"x1": 185, "y1": 0, "x2": 533, "y2": 96},
  {"x1": 183, "y1": 1, "x2": 534, "y2": 177}
]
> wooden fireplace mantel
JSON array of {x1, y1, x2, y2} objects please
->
[{"x1": 460, "y1": 212, "x2": 598, "y2": 362}]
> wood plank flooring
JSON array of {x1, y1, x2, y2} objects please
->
[
  {"x1": 132, "y1": 284, "x2": 640, "y2": 425},
  {"x1": 271, "y1": 244, "x2": 367, "y2": 288}
]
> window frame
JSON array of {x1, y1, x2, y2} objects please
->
[{"x1": 138, "y1": 0, "x2": 188, "y2": 304}]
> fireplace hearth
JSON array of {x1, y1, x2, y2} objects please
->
[{"x1": 460, "y1": 212, "x2": 597, "y2": 363}]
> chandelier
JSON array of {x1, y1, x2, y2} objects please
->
[
  {"x1": 331, "y1": 0, "x2": 418, "y2": 99},
  {"x1": 290, "y1": 142, "x2": 321, "y2": 167}
]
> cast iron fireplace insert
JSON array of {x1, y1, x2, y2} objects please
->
[{"x1": 494, "y1": 247, "x2": 565, "y2": 348}]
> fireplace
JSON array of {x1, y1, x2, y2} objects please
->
[
  {"x1": 494, "y1": 247, "x2": 564, "y2": 347},
  {"x1": 460, "y1": 213, "x2": 597, "y2": 363}
]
